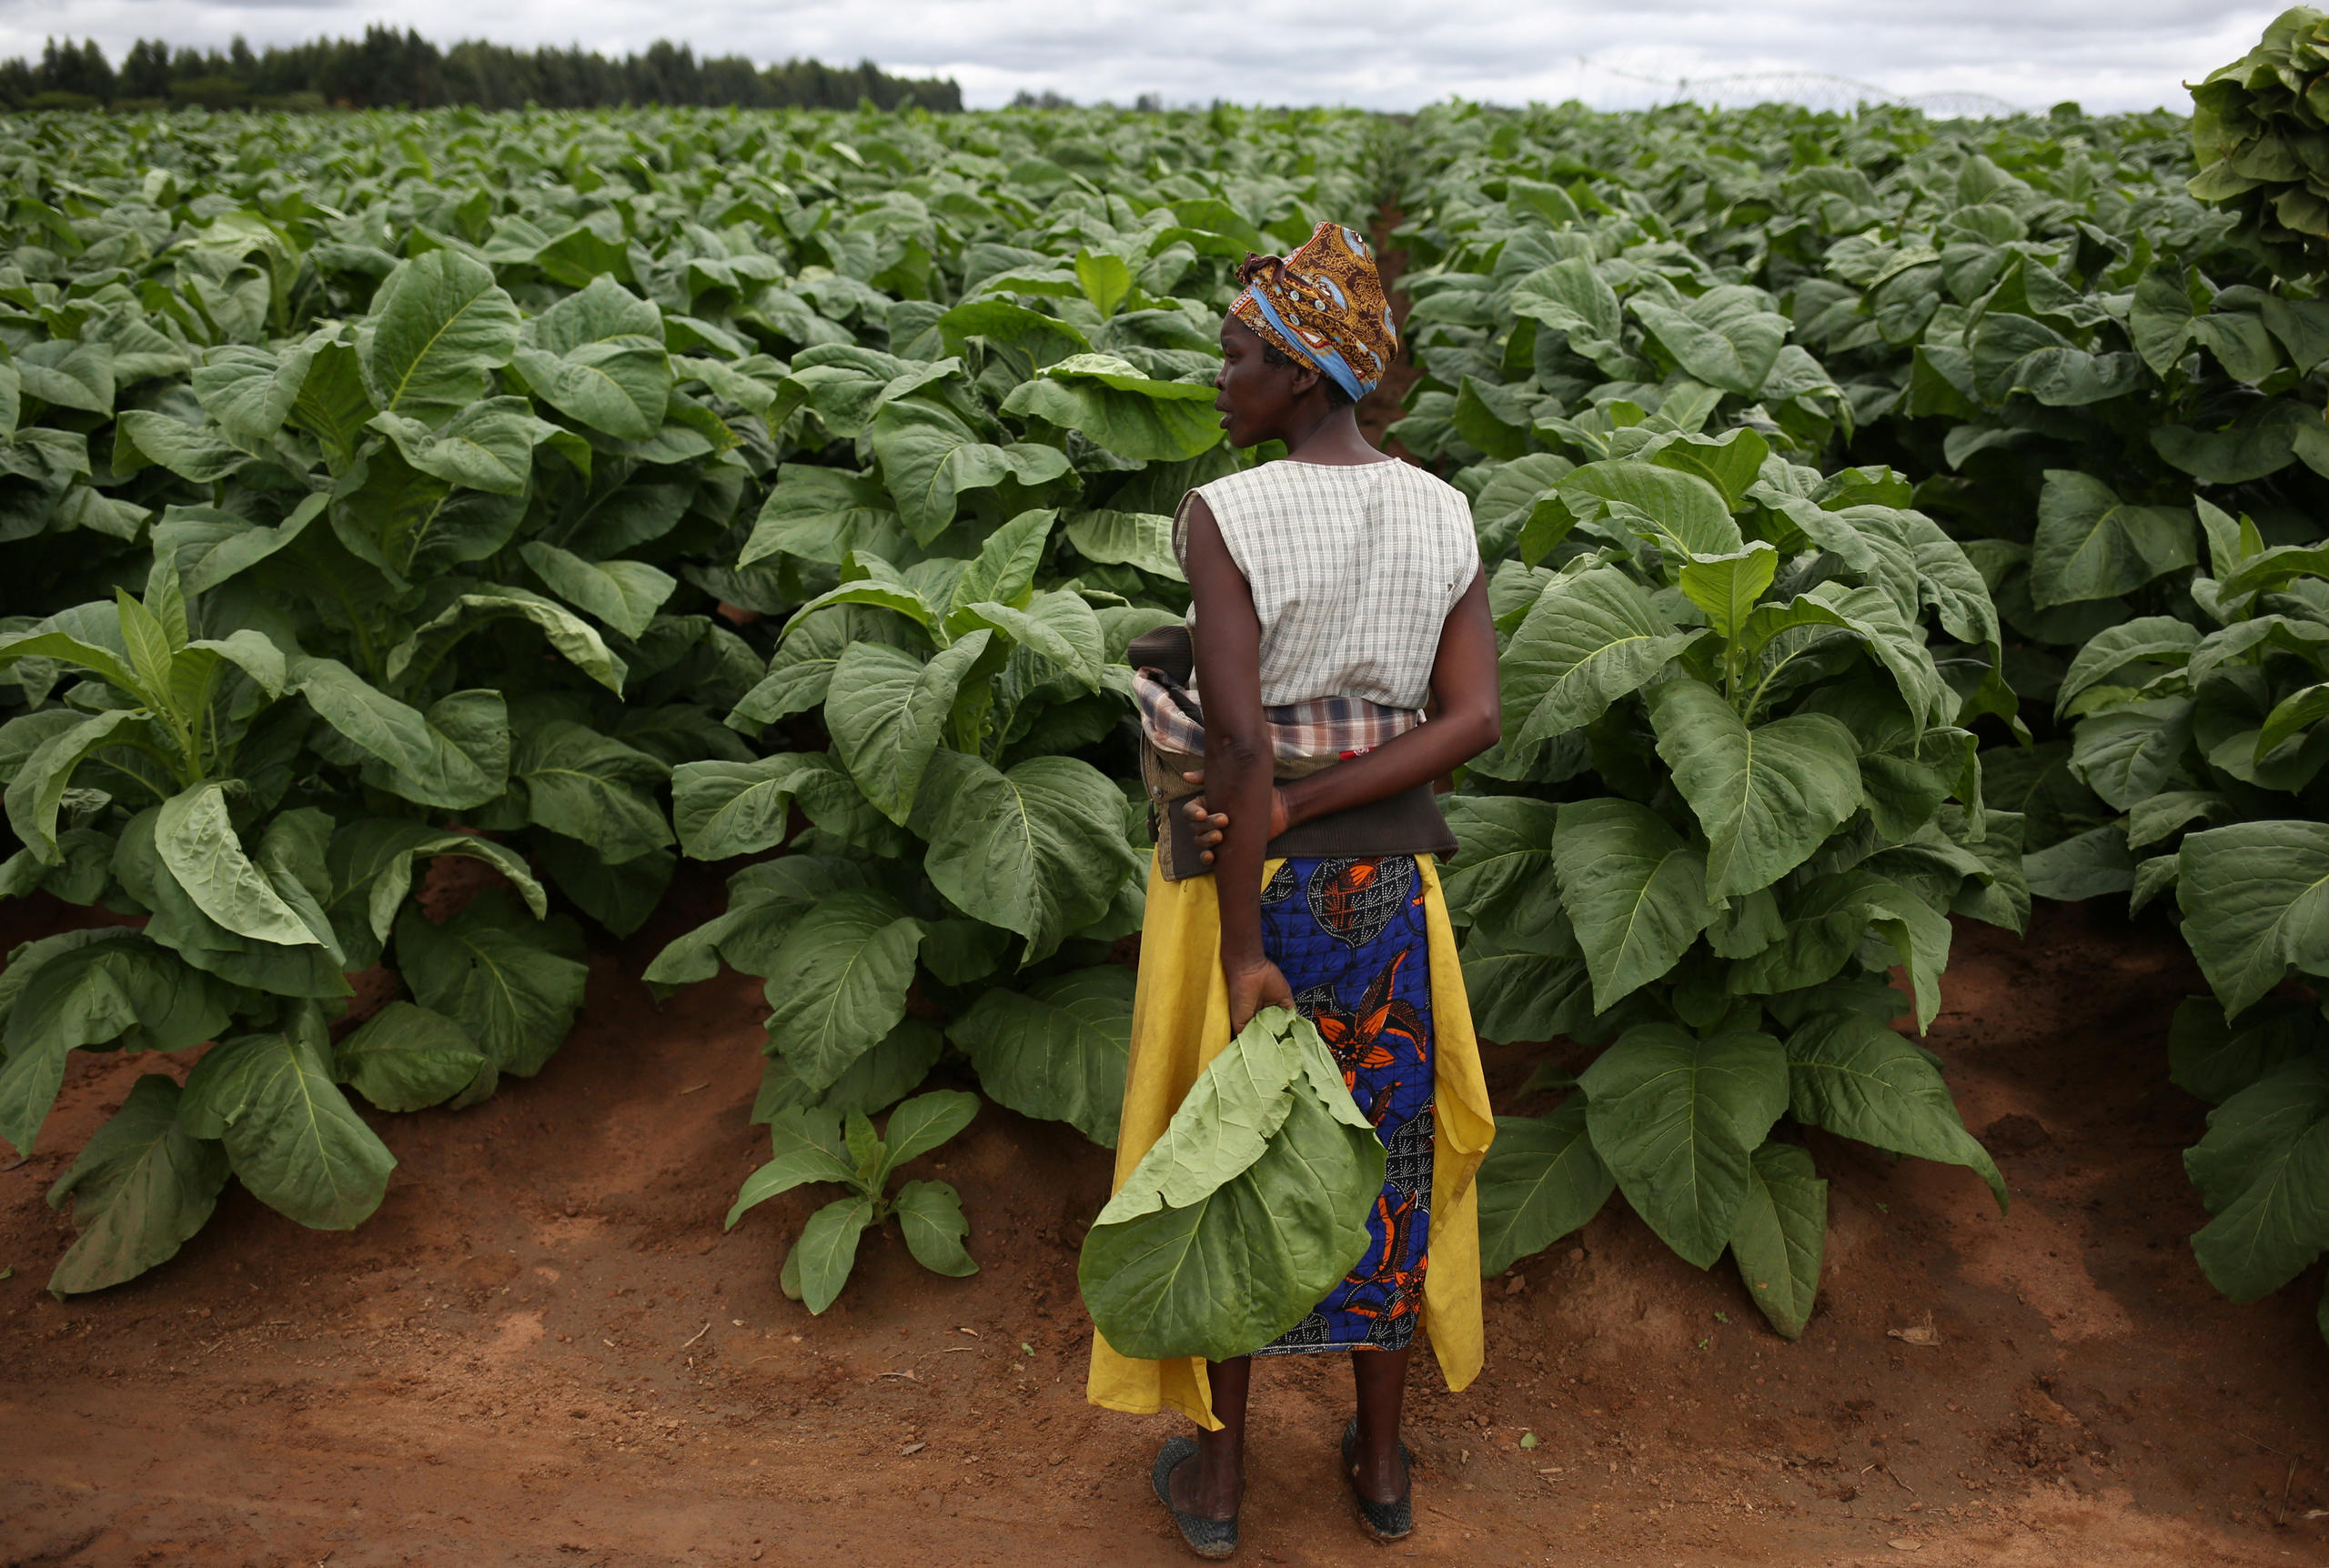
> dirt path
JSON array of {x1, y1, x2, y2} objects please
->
[{"x1": 2, "y1": 881, "x2": 2324, "y2": 1568}]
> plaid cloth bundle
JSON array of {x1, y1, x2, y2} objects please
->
[{"x1": 1131, "y1": 668, "x2": 1421, "y2": 762}]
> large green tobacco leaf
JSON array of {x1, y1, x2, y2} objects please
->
[
  {"x1": 939, "y1": 297, "x2": 1093, "y2": 367},
  {"x1": 1728, "y1": 1141, "x2": 1826, "y2": 1340},
  {"x1": 783, "y1": 555, "x2": 943, "y2": 638},
  {"x1": 1460, "y1": 940, "x2": 1597, "y2": 1042},
  {"x1": 741, "y1": 466, "x2": 911, "y2": 567},
  {"x1": 1729, "y1": 870, "x2": 1950, "y2": 1029},
  {"x1": 1551, "y1": 798, "x2": 1711, "y2": 1010},
  {"x1": 1502, "y1": 567, "x2": 1701, "y2": 746},
  {"x1": 2055, "y1": 617, "x2": 2203, "y2": 716},
  {"x1": 386, "y1": 588, "x2": 628, "y2": 695},
  {"x1": 332, "y1": 1001, "x2": 487, "y2": 1113},
  {"x1": 512, "y1": 276, "x2": 671, "y2": 440},
  {"x1": 2183, "y1": 1055, "x2": 2329, "y2": 1302},
  {"x1": 2070, "y1": 698, "x2": 2193, "y2": 811},
  {"x1": 1065, "y1": 509, "x2": 1184, "y2": 580},
  {"x1": 514, "y1": 720, "x2": 672, "y2": 865},
  {"x1": 519, "y1": 543, "x2": 677, "y2": 640},
  {"x1": 113, "y1": 810, "x2": 348, "y2": 1000},
  {"x1": 953, "y1": 591, "x2": 1106, "y2": 690},
  {"x1": 1476, "y1": 1101, "x2": 1616, "y2": 1275},
  {"x1": 1578, "y1": 1023, "x2": 1790, "y2": 1269},
  {"x1": 752, "y1": 1019, "x2": 943, "y2": 1122},
  {"x1": 193, "y1": 338, "x2": 318, "y2": 446},
  {"x1": 337, "y1": 446, "x2": 529, "y2": 576},
  {"x1": 45, "y1": 1074, "x2": 230, "y2": 1294},
  {"x1": 920, "y1": 752, "x2": 1139, "y2": 963},
  {"x1": 1784, "y1": 1011, "x2": 2006, "y2": 1210},
  {"x1": 1649, "y1": 679, "x2": 1863, "y2": 902},
  {"x1": 1095, "y1": 1009, "x2": 1311, "y2": 1221},
  {"x1": 1631, "y1": 287, "x2": 1790, "y2": 394},
  {"x1": 1079, "y1": 1010, "x2": 1383, "y2": 1362},
  {"x1": 292, "y1": 658, "x2": 509, "y2": 809},
  {"x1": 4, "y1": 709, "x2": 155, "y2": 859},
  {"x1": 1679, "y1": 545, "x2": 1780, "y2": 641},
  {"x1": 2030, "y1": 471, "x2": 2196, "y2": 608},
  {"x1": 732, "y1": 606, "x2": 914, "y2": 726},
  {"x1": 368, "y1": 397, "x2": 547, "y2": 495},
  {"x1": 114, "y1": 411, "x2": 251, "y2": 483},
  {"x1": 155, "y1": 782, "x2": 321, "y2": 949},
  {"x1": 949, "y1": 965, "x2": 1135, "y2": 1146},
  {"x1": 1509, "y1": 258, "x2": 1625, "y2": 359},
  {"x1": 178, "y1": 1013, "x2": 396, "y2": 1231},
  {"x1": 358, "y1": 249, "x2": 522, "y2": 420},
  {"x1": 791, "y1": 751, "x2": 916, "y2": 855},
  {"x1": 1439, "y1": 796, "x2": 1564, "y2": 949},
  {"x1": 670, "y1": 753, "x2": 822, "y2": 859},
  {"x1": 1000, "y1": 355, "x2": 1225, "y2": 463},
  {"x1": 2177, "y1": 821, "x2": 2329, "y2": 1018},
  {"x1": 1078, "y1": 1090, "x2": 1384, "y2": 1360},
  {"x1": 2168, "y1": 997, "x2": 2324, "y2": 1106},
  {"x1": 759, "y1": 891, "x2": 926, "y2": 1091},
  {"x1": 870, "y1": 397, "x2": 1074, "y2": 544},
  {"x1": 947, "y1": 508, "x2": 1055, "y2": 613},
  {"x1": 535, "y1": 839, "x2": 673, "y2": 938},
  {"x1": 827, "y1": 634, "x2": 993, "y2": 824},
  {"x1": 395, "y1": 890, "x2": 588, "y2": 1081},
  {"x1": 1559, "y1": 462, "x2": 1742, "y2": 557},
  {"x1": 0, "y1": 932, "x2": 232, "y2": 1156}
]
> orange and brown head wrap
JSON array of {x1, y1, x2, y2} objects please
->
[{"x1": 1228, "y1": 221, "x2": 1397, "y2": 400}]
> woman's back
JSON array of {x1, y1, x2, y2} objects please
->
[{"x1": 1182, "y1": 458, "x2": 1478, "y2": 711}]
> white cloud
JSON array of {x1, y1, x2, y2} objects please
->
[{"x1": 6, "y1": 0, "x2": 2275, "y2": 113}]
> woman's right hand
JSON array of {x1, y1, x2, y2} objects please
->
[
  {"x1": 1180, "y1": 770, "x2": 1292, "y2": 865},
  {"x1": 1225, "y1": 954, "x2": 1296, "y2": 1035}
]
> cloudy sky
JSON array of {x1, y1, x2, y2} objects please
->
[{"x1": 7, "y1": 0, "x2": 2277, "y2": 114}]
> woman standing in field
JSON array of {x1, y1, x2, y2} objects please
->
[{"x1": 1084, "y1": 223, "x2": 1501, "y2": 1557}]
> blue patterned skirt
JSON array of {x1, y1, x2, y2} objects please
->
[{"x1": 1252, "y1": 854, "x2": 1435, "y2": 1356}]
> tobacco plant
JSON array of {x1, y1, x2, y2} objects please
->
[
  {"x1": 1443, "y1": 428, "x2": 2013, "y2": 1338},
  {"x1": 727, "y1": 1089, "x2": 981, "y2": 1313}
]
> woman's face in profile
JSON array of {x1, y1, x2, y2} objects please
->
[{"x1": 1215, "y1": 317, "x2": 1307, "y2": 449}]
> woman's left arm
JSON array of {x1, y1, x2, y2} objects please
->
[{"x1": 1266, "y1": 569, "x2": 1500, "y2": 829}]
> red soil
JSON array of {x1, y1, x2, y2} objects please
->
[{"x1": 1, "y1": 878, "x2": 2324, "y2": 1567}]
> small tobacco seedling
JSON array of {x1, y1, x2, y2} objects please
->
[{"x1": 728, "y1": 1091, "x2": 980, "y2": 1313}]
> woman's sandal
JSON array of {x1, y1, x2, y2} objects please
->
[
  {"x1": 1339, "y1": 1417, "x2": 1414, "y2": 1542},
  {"x1": 1153, "y1": 1434, "x2": 1240, "y2": 1560}
]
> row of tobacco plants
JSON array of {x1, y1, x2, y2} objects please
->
[
  {"x1": 0, "y1": 100, "x2": 1385, "y2": 1295},
  {"x1": 1398, "y1": 9, "x2": 2329, "y2": 1342},
  {"x1": 5, "y1": 39, "x2": 2325, "y2": 1344}
]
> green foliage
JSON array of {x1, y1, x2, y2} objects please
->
[
  {"x1": 1398, "y1": 101, "x2": 2072, "y2": 1340},
  {"x1": 1076, "y1": 1008, "x2": 1386, "y2": 1361},
  {"x1": 727, "y1": 1089, "x2": 980, "y2": 1313},
  {"x1": 0, "y1": 100, "x2": 1386, "y2": 1294},
  {"x1": 12, "y1": 82, "x2": 2324, "y2": 1354},
  {"x1": 2188, "y1": 7, "x2": 2329, "y2": 277}
]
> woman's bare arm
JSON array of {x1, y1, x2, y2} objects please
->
[
  {"x1": 1182, "y1": 497, "x2": 1295, "y2": 1031},
  {"x1": 1278, "y1": 571, "x2": 1499, "y2": 826},
  {"x1": 1181, "y1": 572, "x2": 1501, "y2": 856}
]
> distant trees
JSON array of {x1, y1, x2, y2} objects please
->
[{"x1": 0, "y1": 28, "x2": 963, "y2": 112}]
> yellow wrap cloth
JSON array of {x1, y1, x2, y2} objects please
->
[{"x1": 1084, "y1": 852, "x2": 1495, "y2": 1429}]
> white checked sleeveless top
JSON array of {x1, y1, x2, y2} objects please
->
[{"x1": 1175, "y1": 458, "x2": 1480, "y2": 709}]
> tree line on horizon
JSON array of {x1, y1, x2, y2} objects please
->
[{"x1": 2, "y1": 28, "x2": 963, "y2": 113}]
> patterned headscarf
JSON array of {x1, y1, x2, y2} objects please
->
[{"x1": 1228, "y1": 221, "x2": 1397, "y2": 401}]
